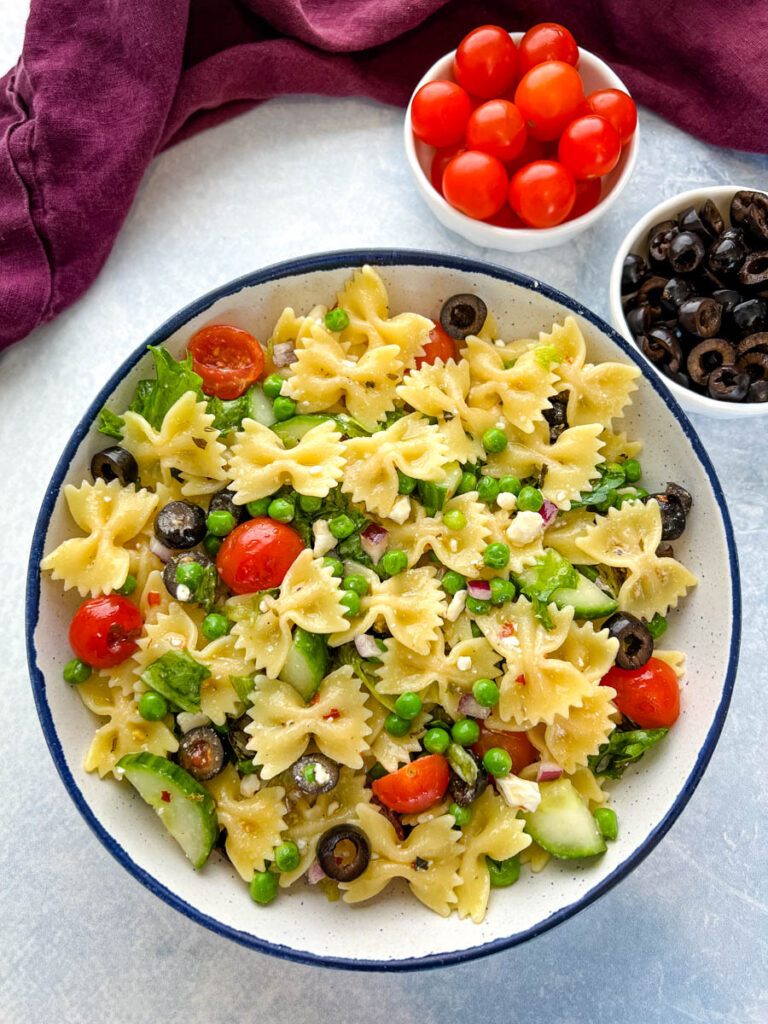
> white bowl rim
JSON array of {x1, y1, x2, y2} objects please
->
[
  {"x1": 609, "y1": 183, "x2": 768, "y2": 417},
  {"x1": 25, "y1": 248, "x2": 741, "y2": 971}
]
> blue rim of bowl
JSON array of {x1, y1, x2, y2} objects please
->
[{"x1": 25, "y1": 248, "x2": 741, "y2": 972}]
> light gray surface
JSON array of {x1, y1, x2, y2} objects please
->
[{"x1": 2, "y1": 11, "x2": 768, "y2": 1023}]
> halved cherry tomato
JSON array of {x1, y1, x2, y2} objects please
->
[
  {"x1": 508, "y1": 159, "x2": 576, "y2": 228},
  {"x1": 430, "y1": 142, "x2": 465, "y2": 194},
  {"x1": 443, "y1": 150, "x2": 508, "y2": 220},
  {"x1": 517, "y1": 22, "x2": 579, "y2": 76},
  {"x1": 216, "y1": 518, "x2": 304, "y2": 594},
  {"x1": 583, "y1": 88, "x2": 637, "y2": 146},
  {"x1": 567, "y1": 177, "x2": 602, "y2": 220},
  {"x1": 411, "y1": 80, "x2": 472, "y2": 148},
  {"x1": 188, "y1": 325, "x2": 264, "y2": 400},
  {"x1": 466, "y1": 99, "x2": 527, "y2": 163},
  {"x1": 601, "y1": 657, "x2": 680, "y2": 729},
  {"x1": 454, "y1": 25, "x2": 517, "y2": 99},
  {"x1": 471, "y1": 722, "x2": 537, "y2": 774},
  {"x1": 416, "y1": 324, "x2": 457, "y2": 368},
  {"x1": 558, "y1": 114, "x2": 621, "y2": 180},
  {"x1": 371, "y1": 754, "x2": 450, "y2": 813},
  {"x1": 69, "y1": 595, "x2": 143, "y2": 669},
  {"x1": 514, "y1": 61, "x2": 584, "y2": 141}
]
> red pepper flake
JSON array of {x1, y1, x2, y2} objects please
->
[
  {"x1": 323, "y1": 708, "x2": 341, "y2": 721},
  {"x1": 148, "y1": 591, "x2": 161, "y2": 607},
  {"x1": 161, "y1": 790, "x2": 171, "y2": 803},
  {"x1": 500, "y1": 622, "x2": 516, "y2": 638},
  {"x1": 309, "y1": 693, "x2": 320, "y2": 705},
  {"x1": 515, "y1": 674, "x2": 526, "y2": 685}
]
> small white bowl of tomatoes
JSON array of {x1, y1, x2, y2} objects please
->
[{"x1": 404, "y1": 22, "x2": 639, "y2": 252}]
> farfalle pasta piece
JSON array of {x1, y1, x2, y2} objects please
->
[
  {"x1": 131, "y1": 602, "x2": 202, "y2": 679},
  {"x1": 386, "y1": 494, "x2": 495, "y2": 576},
  {"x1": 228, "y1": 550, "x2": 347, "y2": 677},
  {"x1": 341, "y1": 803, "x2": 463, "y2": 917},
  {"x1": 599, "y1": 429, "x2": 643, "y2": 463},
  {"x1": 229, "y1": 419, "x2": 345, "y2": 501},
  {"x1": 576, "y1": 500, "x2": 697, "y2": 619},
  {"x1": 463, "y1": 336, "x2": 558, "y2": 433},
  {"x1": 433, "y1": 413, "x2": 484, "y2": 465},
  {"x1": 527, "y1": 683, "x2": 619, "y2": 774},
  {"x1": 205, "y1": 766, "x2": 286, "y2": 880},
  {"x1": 41, "y1": 479, "x2": 158, "y2": 597},
  {"x1": 245, "y1": 666, "x2": 372, "y2": 778},
  {"x1": 543, "y1": 508, "x2": 599, "y2": 564},
  {"x1": 268, "y1": 304, "x2": 325, "y2": 351},
  {"x1": 121, "y1": 391, "x2": 228, "y2": 496},
  {"x1": 329, "y1": 566, "x2": 446, "y2": 654},
  {"x1": 654, "y1": 649, "x2": 686, "y2": 677},
  {"x1": 456, "y1": 789, "x2": 531, "y2": 923},
  {"x1": 367, "y1": 701, "x2": 431, "y2": 772},
  {"x1": 336, "y1": 265, "x2": 431, "y2": 366},
  {"x1": 375, "y1": 635, "x2": 501, "y2": 697},
  {"x1": 554, "y1": 619, "x2": 619, "y2": 685},
  {"x1": 197, "y1": 634, "x2": 250, "y2": 724},
  {"x1": 341, "y1": 414, "x2": 447, "y2": 519},
  {"x1": 396, "y1": 358, "x2": 498, "y2": 446}
]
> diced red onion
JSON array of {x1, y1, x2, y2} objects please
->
[
  {"x1": 272, "y1": 342, "x2": 296, "y2": 367},
  {"x1": 458, "y1": 693, "x2": 490, "y2": 720},
  {"x1": 467, "y1": 580, "x2": 492, "y2": 600},
  {"x1": 354, "y1": 634, "x2": 380, "y2": 659},
  {"x1": 149, "y1": 536, "x2": 173, "y2": 563},
  {"x1": 536, "y1": 761, "x2": 563, "y2": 782},
  {"x1": 306, "y1": 860, "x2": 326, "y2": 884},
  {"x1": 539, "y1": 500, "x2": 559, "y2": 526},
  {"x1": 360, "y1": 522, "x2": 389, "y2": 563}
]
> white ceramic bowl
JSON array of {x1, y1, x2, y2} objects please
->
[
  {"x1": 610, "y1": 185, "x2": 768, "y2": 418},
  {"x1": 404, "y1": 34, "x2": 639, "y2": 252},
  {"x1": 27, "y1": 250, "x2": 739, "y2": 970}
]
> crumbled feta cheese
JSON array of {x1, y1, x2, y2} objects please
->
[
  {"x1": 494, "y1": 339, "x2": 506, "y2": 348},
  {"x1": 177, "y1": 712, "x2": 211, "y2": 733},
  {"x1": 389, "y1": 496, "x2": 411, "y2": 525},
  {"x1": 457, "y1": 655, "x2": 472, "y2": 672},
  {"x1": 496, "y1": 491, "x2": 517, "y2": 511},
  {"x1": 496, "y1": 774, "x2": 541, "y2": 812},
  {"x1": 239, "y1": 774, "x2": 261, "y2": 797},
  {"x1": 495, "y1": 419, "x2": 506, "y2": 429},
  {"x1": 312, "y1": 518, "x2": 336, "y2": 557},
  {"x1": 259, "y1": 599, "x2": 269, "y2": 613},
  {"x1": 313, "y1": 761, "x2": 332, "y2": 786},
  {"x1": 326, "y1": 802, "x2": 340, "y2": 815},
  {"x1": 446, "y1": 589, "x2": 467, "y2": 622},
  {"x1": 175, "y1": 584, "x2": 191, "y2": 602},
  {"x1": 449, "y1": 538, "x2": 459, "y2": 553},
  {"x1": 506, "y1": 510, "x2": 545, "y2": 546}
]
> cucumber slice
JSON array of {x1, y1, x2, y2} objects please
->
[
  {"x1": 271, "y1": 414, "x2": 334, "y2": 449},
  {"x1": 117, "y1": 753, "x2": 219, "y2": 869},
  {"x1": 417, "y1": 461, "x2": 463, "y2": 513},
  {"x1": 245, "y1": 385, "x2": 276, "y2": 426},
  {"x1": 516, "y1": 568, "x2": 618, "y2": 620},
  {"x1": 280, "y1": 628, "x2": 329, "y2": 702},
  {"x1": 523, "y1": 777, "x2": 606, "y2": 859}
]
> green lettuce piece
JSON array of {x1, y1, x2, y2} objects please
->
[
  {"x1": 140, "y1": 650, "x2": 210, "y2": 713},
  {"x1": 195, "y1": 563, "x2": 219, "y2": 613},
  {"x1": 572, "y1": 464, "x2": 627, "y2": 511},
  {"x1": 230, "y1": 674, "x2": 255, "y2": 706},
  {"x1": 514, "y1": 550, "x2": 579, "y2": 629},
  {"x1": 333, "y1": 642, "x2": 395, "y2": 711},
  {"x1": 533, "y1": 344, "x2": 563, "y2": 370},
  {"x1": 129, "y1": 346, "x2": 205, "y2": 430},
  {"x1": 588, "y1": 725, "x2": 669, "y2": 779},
  {"x1": 96, "y1": 407, "x2": 125, "y2": 440}
]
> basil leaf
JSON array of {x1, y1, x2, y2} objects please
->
[
  {"x1": 139, "y1": 650, "x2": 210, "y2": 713},
  {"x1": 588, "y1": 726, "x2": 669, "y2": 779},
  {"x1": 572, "y1": 464, "x2": 627, "y2": 510},
  {"x1": 96, "y1": 407, "x2": 125, "y2": 440},
  {"x1": 129, "y1": 346, "x2": 205, "y2": 431}
]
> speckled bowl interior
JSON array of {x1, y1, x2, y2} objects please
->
[{"x1": 27, "y1": 250, "x2": 739, "y2": 970}]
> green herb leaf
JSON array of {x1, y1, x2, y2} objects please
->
[
  {"x1": 96, "y1": 407, "x2": 125, "y2": 440},
  {"x1": 514, "y1": 550, "x2": 579, "y2": 629},
  {"x1": 588, "y1": 726, "x2": 669, "y2": 779},
  {"x1": 533, "y1": 344, "x2": 563, "y2": 370},
  {"x1": 572, "y1": 464, "x2": 627, "y2": 510},
  {"x1": 230, "y1": 674, "x2": 255, "y2": 706},
  {"x1": 334, "y1": 413, "x2": 372, "y2": 438},
  {"x1": 129, "y1": 346, "x2": 204, "y2": 430},
  {"x1": 140, "y1": 650, "x2": 210, "y2": 713},
  {"x1": 237, "y1": 758, "x2": 260, "y2": 775}
]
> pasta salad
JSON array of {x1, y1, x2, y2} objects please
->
[{"x1": 42, "y1": 266, "x2": 697, "y2": 922}]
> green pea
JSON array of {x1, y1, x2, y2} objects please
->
[
  {"x1": 623, "y1": 458, "x2": 641, "y2": 483},
  {"x1": 262, "y1": 373, "x2": 284, "y2": 399},
  {"x1": 594, "y1": 807, "x2": 618, "y2": 840},
  {"x1": 342, "y1": 574, "x2": 369, "y2": 597},
  {"x1": 325, "y1": 307, "x2": 350, "y2": 332},
  {"x1": 203, "y1": 534, "x2": 223, "y2": 558},
  {"x1": 329, "y1": 513, "x2": 355, "y2": 539},
  {"x1": 483, "y1": 542, "x2": 510, "y2": 569},
  {"x1": 268, "y1": 497, "x2": 295, "y2": 523},
  {"x1": 273, "y1": 840, "x2": 301, "y2": 872},
  {"x1": 516, "y1": 485, "x2": 543, "y2": 512},
  {"x1": 397, "y1": 470, "x2": 417, "y2": 495},
  {"x1": 441, "y1": 570, "x2": 466, "y2": 595},
  {"x1": 489, "y1": 578, "x2": 516, "y2": 605},
  {"x1": 443, "y1": 509, "x2": 467, "y2": 530},
  {"x1": 298, "y1": 494, "x2": 323, "y2": 513},
  {"x1": 340, "y1": 591, "x2": 360, "y2": 618},
  {"x1": 384, "y1": 713, "x2": 410, "y2": 737},
  {"x1": 472, "y1": 678, "x2": 500, "y2": 708},
  {"x1": 394, "y1": 692, "x2": 422, "y2": 720},
  {"x1": 449, "y1": 803, "x2": 472, "y2": 827},
  {"x1": 482, "y1": 428, "x2": 508, "y2": 454},
  {"x1": 465, "y1": 596, "x2": 492, "y2": 615},
  {"x1": 368, "y1": 762, "x2": 388, "y2": 781},
  {"x1": 483, "y1": 747, "x2": 512, "y2": 777},
  {"x1": 456, "y1": 470, "x2": 478, "y2": 495},
  {"x1": 487, "y1": 855, "x2": 520, "y2": 888},
  {"x1": 63, "y1": 657, "x2": 92, "y2": 685},
  {"x1": 381, "y1": 549, "x2": 408, "y2": 576},
  {"x1": 249, "y1": 870, "x2": 279, "y2": 905},
  {"x1": 498, "y1": 475, "x2": 521, "y2": 495},
  {"x1": 451, "y1": 718, "x2": 480, "y2": 746},
  {"x1": 176, "y1": 561, "x2": 204, "y2": 589},
  {"x1": 477, "y1": 476, "x2": 500, "y2": 505},
  {"x1": 595, "y1": 490, "x2": 620, "y2": 512},
  {"x1": 206, "y1": 509, "x2": 236, "y2": 537},
  {"x1": 634, "y1": 488, "x2": 649, "y2": 499},
  {"x1": 423, "y1": 727, "x2": 451, "y2": 755},
  {"x1": 646, "y1": 613, "x2": 668, "y2": 639},
  {"x1": 273, "y1": 395, "x2": 297, "y2": 421},
  {"x1": 246, "y1": 497, "x2": 271, "y2": 517},
  {"x1": 323, "y1": 556, "x2": 344, "y2": 578},
  {"x1": 116, "y1": 574, "x2": 137, "y2": 596},
  {"x1": 137, "y1": 691, "x2": 168, "y2": 721},
  {"x1": 201, "y1": 613, "x2": 230, "y2": 640}
]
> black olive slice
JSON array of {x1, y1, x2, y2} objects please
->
[
  {"x1": 711, "y1": 288, "x2": 742, "y2": 316},
  {"x1": 604, "y1": 611, "x2": 653, "y2": 670},
  {"x1": 747, "y1": 379, "x2": 768, "y2": 402},
  {"x1": 636, "y1": 275, "x2": 669, "y2": 320},
  {"x1": 228, "y1": 714, "x2": 253, "y2": 762},
  {"x1": 745, "y1": 204, "x2": 768, "y2": 244},
  {"x1": 699, "y1": 199, "x2": 725, "y2": 238},
  {"x1": 621, "y1": 253, "x2": 648, "y2": 293},
  {"x1": 178, "y1": 727, "x2": 225, "y2": 781},
  {"x1": 738, "y1": 251, "x2": 768, "y2": 288},
  {"x1": 737, "y1": 350, "x2": 768, "y2": 383},
  {"x1": 626, "y1": 305, "x2": 651, "y2": 336},
  {"x1": 708, "y1": 228, "x2": 747, "y2": 276},
  {"x1": 665, "y1": 481, "x2": 693, "y2": 517},
  {"x1": 208, "y1": 487, "x2": 246, "y2": 525},
  {"x1": 659, "y1": 365, "x2": 692, "y2": 389},
  {"x1": 316, "y1": 824, "x2": 370, "y2": 882},
  {"x1": 668, "y1": 231, "x2": 705, "y2": 273},
  {"x1": 678, "y1": 297, "x2": 722, "y2": 338},
  {"x1": 686, "y1": 338, "x2": 736, "y2": 386},
  {"x1": 646, "y1": 493, "x2": 687, "y2": 540},
  {"x1": 640, "y1": 328, "x2": 683, "y2": 373},
  {"x1": 163, "y1": 550, "x2": 214, "y2": 601},
  {"x1": 439, "y1": 294, "x2": 488, "y2": 341},
  {"x1": 707, "y1": 365, "x2": 751, "y2": 402},
  {"x1": 648, "y1": 220, "x2": 677, "y2": 264},
  {"x1": 291, "y1": 753, "x2": 340, "y2": 795},
  {"x1": 730, "y1": 189, "x2": 768, "y2": 225},
  {"x1": 448, "y1": 751, "x2": 488, "y2": 807},
  {"x1": 661, "y1": 277, "x2": 695, "y2": 315},
  {"x1": 155, "y1": 500, "x2": 207, "y2": 549},
  {"x1": 90, "y1": 446, "x2": 139, "y2": 486},
  {"x1": 678, "y1": 205, "x2": 711, "y2": 238},
  {"x1": 736, "y1": 332, "x2": 768, "y2": 357},
  {"x1": 543, "y1": 393, "x2": 569, "y2": 442},
  {"x1": 732, "y1": 297, "x2": 768, "y2": 334}
]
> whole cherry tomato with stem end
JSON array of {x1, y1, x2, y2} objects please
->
[
  {"x1": 411, "y1": 80, "x2": 472, "y2": 147},
  {"x1": 558, "y1": 114, "x2": 621, "y2": 180},
  {"x1": 567, "y1": 177, "x2": 602, "y2": 220},
  {"x1": 601, "y1": 657, "x2": 680, "y2": 729},
  {"x1": 216, "y1": 518, "x2": 304, "y2": 594},
  {"x1": 514, "y1": 60, "x2": 584, "y2": 141},
  {"x1": 583, "y1": 88, "x2": 637, "y2": 146},
  {"x1": 443, "y1": 150, "x2": 508, "y2": 221},
  {"x1": 517, "y1": 22, "x2": 579, "y2": 76},
  {"x1": 416, "y1": 324, "x2": 457, "y2": 368},
  {"x1": 466, "y1": 99, "x2": 527, "y2": 163},
  {"x1": 454, "y1": 25, "x2": 518, "y2": 99},
  {"x1": 371, "y1": 754, "x2": 450, "y2": 813},
  {"x1": 508, "y1": 159, "x2": 576, "y2": 228},
  {"x1": 471, "y1": 722, "x2": 538, "y2": 775},
  {"x1": 69, "y1": 595, "x2": 143, "y2": 669},
  {"x1": 430, "y1": 142, "x2": 465, "y2": 194},
  {"x1": 188, "y1": 325, "x2": 264, "y2": 400}
]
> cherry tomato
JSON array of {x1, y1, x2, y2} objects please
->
[
  {"x1": 454, "y1": 25, "x2": 517, "y2": 99},
  {"x1": 416, "y1": 324, "x2": 457, "y2": 368},
  {"x1": 514, "y1": 60, "x2": 584, "y2": 141},
  {"x1": 466, "y1": 99, "x2": 527, "y2": 163},
  {"x1": 517, "y1": 22, "x2": 579, "y2": 76},
  {"x1": 583, "y1": 88, "x2": 637, "y2": 146},
  {"x1": 430, "y1": 142, "x2": 465, "y2": 194},
  {"x1": 508, "y1": 159, "x2": 576, "y2": 228},
  {"x1": 566, "y1": 177, "x2": 602, "y2": 220},
  {"x1": 69, "y1": 595, "x2": 143, "y2": 669},
  {"x1": 504, "y1": 133, "x2": 546, "y2": 175},
  {"x1": 188, "y1": 325, "x2": 264, "y2": 400},
  {"x1": 601, "y1": 657, "x2": 680, "y2": 729},
  {"x1": 371, "y1": 754, "x2": 450, "y2": 813},
  {"x1": 443, "y1": 150, "x2": 508, "y2": 220},
  {"x1": 558, "y1": 114, "x2": 621, "y2": 180},
  {"x1": 471, "y1": 722, "x2": 537, "y2": 774},
  {"x1": 216, "y1": 518, "x2": 304, "y2": 594},
  {"x1": 411, "y1": 80, "x2": 472, "y2": 147},
  {"x1": 484, "y1": 204, "x2": 525, "y2": 229}
]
